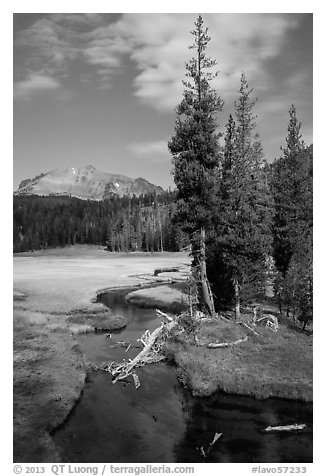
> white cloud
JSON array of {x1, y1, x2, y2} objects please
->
[
  {"x1": 14, "y1": 73, "x2": 61, "y2": 99},
  {"x1": 92, "y1": 13, "x2": 299, "y2": 111},
  {"x1": 126, "y1": 140, "x2": 170, "y2": 163}
]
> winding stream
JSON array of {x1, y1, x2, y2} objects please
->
[{"x1": 53, "y1": 288, "x2": 313, "y2": 463}]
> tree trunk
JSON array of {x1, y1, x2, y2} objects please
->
[
  {"x1": 157, "y1": 206, "x2": 164, "y2": 252},
  {"x1": 199, "y1": 227, "x2": 215, "y2": 316},
  {"x1": 234, "y1": 278, "x2": 241, "y2": 320}
]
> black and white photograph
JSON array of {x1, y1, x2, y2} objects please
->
[{"x1": 12, "y1": 5, "x2": 314, "y2": 470}]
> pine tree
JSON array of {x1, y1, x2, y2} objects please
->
[
  {"x1": 216, "y1": 73, "x2": 273, "y2": 319},
  {"x1": 271, "y1": 112, "x2": 313, "y2": 326},
  {"x1": 168, "y1": 15, "x2": 223, "y2": 315},
  {"x1": 271, "y1": 105, "x2": 306, "y2": 276}
]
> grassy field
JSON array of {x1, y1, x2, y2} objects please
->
[{"x1": 13, "y1": 245, "x2": 191, "y2": 462}]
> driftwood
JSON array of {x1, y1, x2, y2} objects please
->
[
  {"x1": 107, "y1": 310, "x2": 177, "y2": 384},
  {"x1": 197, "y1": 431, "x2": 223, "y2": 458},
  {"x1": 109, "y1": 340, "x2": 132, "y2": 349},
  {"x1": 207, "y1": 336, "x2": 248, "y2": 348},
  {"x1": 198, "y1": 447, "x2": 206, "y2": 458},
  {"x1": 195, "y1": 335, "x2": 248, "y2": 348},
  {"x1": 239, "y1": 322, "x2": 260, "y2": 336},
  {"x1": 132, "y1": 373, "x2": 141, "y2": 389},
  {"x1": 209, "y1": 432, "x2": 222, "y2": 447},
  {"x1": 257, "y1": 315, "x2": 279, "y2": 332},
  {"x1": 156, "y1": 309, "x2": 174, "y2": 322},
  {"x1": 264, "y1": 423, "x2": 306, "y2": 432}
]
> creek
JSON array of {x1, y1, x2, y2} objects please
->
[{"x1": 53, "y1": 287, "x2": 312, "y2": 463}]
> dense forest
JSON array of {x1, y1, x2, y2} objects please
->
[{"x1": 13, "y1": 191, "x2": 187, "y2": 253}]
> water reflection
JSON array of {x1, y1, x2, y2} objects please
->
[{"x1": 173, "y1": 393, "x2": 312, "y2": 463}]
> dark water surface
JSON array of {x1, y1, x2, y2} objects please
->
[{"x1": 53, "y1": 288, "x2": 312, "y2": 463}]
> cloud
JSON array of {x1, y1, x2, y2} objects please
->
[
  {"x1": 14, "y1": 14, "x2": 122, "y2": 95},
  {"x1": 15, "y1": 17, "x2": 78, "y2": 71},
  {"x1": 89, "y1": 13, "x2": 300, "y2": 111},
  {"x1": 126, "y1": 140, "x2": 170, "y2": 163},
  {"x1": 14, "y1": 13, "x2": 306, "y2": 111},
  {"x1": 13, "y1": 73, "x2": 61, "y2": 99}
]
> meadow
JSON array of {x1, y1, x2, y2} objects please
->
[{"x1": 13, "y1": 245, "x2": 190, "y2": 462}]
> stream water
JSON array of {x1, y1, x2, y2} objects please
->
[{"x1": 53, "y1": 288, "x2": 313, "y2": 463}]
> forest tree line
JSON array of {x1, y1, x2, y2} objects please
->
[
  {"x1": 168, "y1": 16, "x2": 312, "y2": 326},
  {"x1": 13, "y1": 191, "x2": 188, "y2": 253}
]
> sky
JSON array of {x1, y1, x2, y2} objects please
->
[{"x1": 13, "y1": 12, "x2": 313, "y2": 190}]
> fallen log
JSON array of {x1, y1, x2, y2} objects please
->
[
  {"x1": 156, "y1": 309, "x2": 174, "y2": 322},
  {"x1": 195, "y1": 335, "x2": 248, "y2": 348},
  {"x1": 198, "y1": 446, "x2": 206, "y2": 458},
  {"x1": 132, "y1": 373, "x2": 141, "y2": 389},
  {"x1": 207, "y1": 336, "x2": 248, "y2": 348},
  {"x1": 197, "y1": 431, "x2": 223, "y2": 458},
  {"x1": 239, "y1": 322, "x2": 260, "y2": 336},
  {"x1": 257, "y1": 314, "x2": 279, "y2": 331},
  {"x1": 264, "y1": 423, "x2": 306, "y2": 432},
  {"x1": 210, "y1": 432, "x2": 223, "y2": 446},
  {"x1": 110, "y1": 316, "x2": 178, "y2": 383}
]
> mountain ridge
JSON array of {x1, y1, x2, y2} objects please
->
[{"x1": 14, "y1": 165, "x2": 164, "y2": 200}]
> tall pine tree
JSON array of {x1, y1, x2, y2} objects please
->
[
  {"x1": 271, "y1": 106, "x2": 312, "y2": 325},
  {"x1": 168, "y1": 15, "x2": 223, "y2": 315},
  {"x1": 215, "y1": 73, "x2": 273, "y2": 318},
  {"x1": 271, "y1": 105, "x2": 306, "y2": 276}
]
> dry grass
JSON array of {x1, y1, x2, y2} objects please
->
[
  {"x1": 13, "y1": 315, "x2": 86, "y2": 462},
  {"x1": 67, "y1": 309, "x2": 127, "y2": 331},
  {"x1": 68, "y1": 324, "x2": 94, "y2": 335},
  {"x1": 14, "y1": 309, "x2": 50, "y2": 327}
]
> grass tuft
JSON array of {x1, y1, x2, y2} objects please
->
[{"x1": 68, "y1": 324, "x2": 94, "y2": 335}]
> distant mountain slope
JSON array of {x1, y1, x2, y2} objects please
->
[{"x1": 14, "y1": 165, "x2": 163, "y2": 200}]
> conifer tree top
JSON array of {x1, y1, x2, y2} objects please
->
[
  {"x1": 179, "y1": 15, "x2": 223, "y2": 112},
  {"x1": 282, "y1": 105, "x2": 305, "y2": 158}
]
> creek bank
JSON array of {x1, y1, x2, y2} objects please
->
[
  {"x1": 13, "y1": 315, "x2": 86, "y2": 462},
  {"x1": 125, "y1": 284, "x2": 187, "y2": 313},
  {"x1": 164, "y1": 314, "x2": 313, "y2": 401},
  {"x1": 116, "y1": 285, "x2": 312, "y2": 402},
  {"x1": 53, "y1": 290, "x2": 313, "y2": 464},
  {"x1": 67, "y1": 307, "x2": 127, "y2": 333}
]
